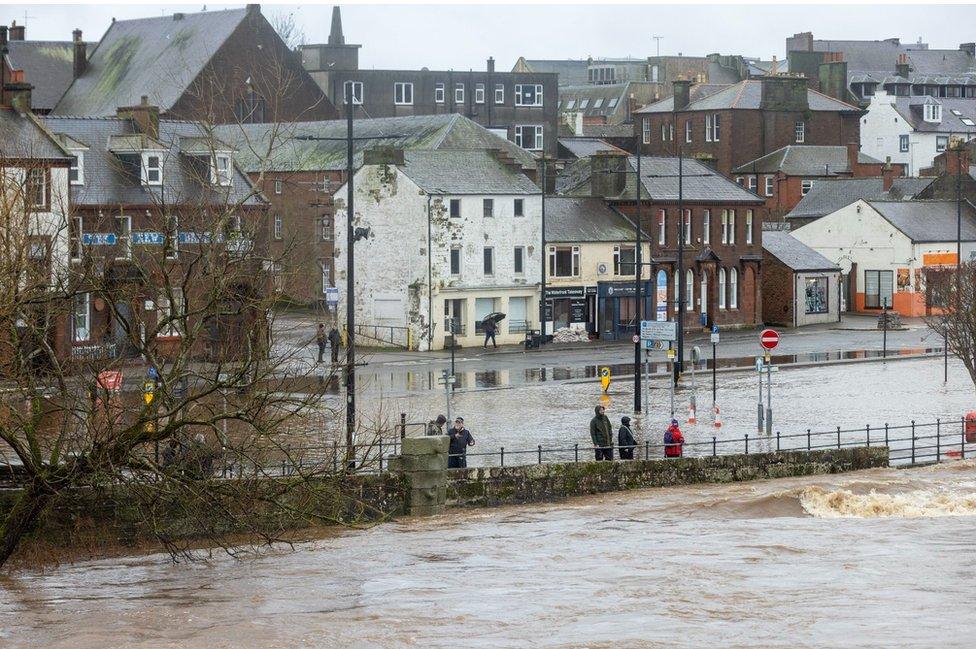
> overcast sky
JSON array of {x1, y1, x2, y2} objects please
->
[{"x1": 7, "y1": 3, "x2": 976, "y2": 71}]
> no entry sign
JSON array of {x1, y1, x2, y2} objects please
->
[{"x1": 760, "y1": 328, "x2": 780, "y2": 350}]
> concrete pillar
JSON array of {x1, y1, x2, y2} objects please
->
[{"x1": 390, "y1": 435, "x2": 448, "y2": 516}]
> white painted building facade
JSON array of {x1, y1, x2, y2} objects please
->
[
  {"x1": 861, "y1": 91, "x2": 976, "y2": 176},
  {"x1": 333, "y1": 150, "x2": 542, "y2": 351}
]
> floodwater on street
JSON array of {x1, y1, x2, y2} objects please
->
[
  {"x1": 342, "y1": 355, "x2": 976, "y2": 465},
  {"x1": 4, "y1": 460, "x2": 976, "y2": 648}
]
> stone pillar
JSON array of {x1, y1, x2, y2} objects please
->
[{"x1": 390, "y1": 435, "x2": 448, "y2": 516}]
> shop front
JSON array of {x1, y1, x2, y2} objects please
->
[
  {"x1": 543, "y1": 285, "x2": 597, "y2": 334},
  {"x1": 597, "y1": 280, "x2": 653, "y2": 341}
]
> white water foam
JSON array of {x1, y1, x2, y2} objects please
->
[{"x1": 800, "y1": 486, "x2": 976, "y2": 519}]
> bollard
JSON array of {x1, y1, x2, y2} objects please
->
[
  {"x1": 745, "y1": 434, "x2": 749, "y2": 455},
  {"x1": 776, "y1": 431, "x2": 780, "y2": 452},
  {"x1": 837, "y1": 426, "x2": 841, "y2": 449},
  {"x1": 500, "y1": 447, "x2": 505, "y2": 467},
  {"x1": 575, "y1": 443, "x2": 579, "y2": 463},
  {"x1": 645, "y1": 440, "x2": 649, "y2": 460},
  {"x1": 712, "y1": 436, "x2": 716, "y2": 457},
  {"x1": 807, "y1": 428, "x2": 811, "y2": 451},
  {"x1": 866, "y1": 424, "x2": 871, "y2": 448},
  {"x1": 885, "y1": 423, "x2": 889, "y2": 448},
  {"x1": 379, "y1": 439, "x2": 384, "y2": 472},
  {"x1": 538, "y1": 444, "x2": 543, "y2": 464},
  {"x1": 400, "y1": 412, "x2": 407, "y2": 439},
  {"x1": 937, "y1": 418, "x2": 941, "y2": 462},
  {"x1": 911, "y1": 420, "x2": 916, "y2": 464}
]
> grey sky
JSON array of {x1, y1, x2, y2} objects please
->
[{"x1": 6, "y1": 3, "x2": 976, "y2": 71}]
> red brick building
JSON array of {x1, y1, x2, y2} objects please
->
[
  {"x1": 634, "y1": 77, "x2": 863, "y2": 177},
  {"x1": 733, "y1": 143, "x2": 905, "y2": 218}
]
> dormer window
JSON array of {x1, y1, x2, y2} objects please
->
[
  {"x1": 211, "y1": 154, "x2": 232, "y2": 186},
  {"x1": 69, "y1": 152, "x2": 84, "y2": 185},
  {"x1": 924, "y1": 102, "x2": 942, "y2": 123},
  {"x1": 142, "y1": 153, "x2": 162, "y2": 186}
]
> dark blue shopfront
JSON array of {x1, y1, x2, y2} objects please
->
[{"x1": 597, "y1": 280, "x2": 653, "y2": 340}]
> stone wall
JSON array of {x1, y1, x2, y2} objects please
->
[{"x1": 446, "y1": 447, "x2": 888, "y2": 508}]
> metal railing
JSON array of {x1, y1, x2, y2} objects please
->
[
  {"x1": 508, "y1": 319, "x2": 530, "y2": 334},
  {"x1": 347, "y1": 324, "x2": 410, "y2": 348}
]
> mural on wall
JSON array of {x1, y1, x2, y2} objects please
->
[
  {"x1": 804, "y1": 276, "x2": 829, "y2": 315},
  {"x1": 897, "y1": 268, "x2": 911, "y2": 291}
]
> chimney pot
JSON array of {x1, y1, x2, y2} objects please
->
[
  {"x1": 8, "y1": 21, "x2": 24, "y2": 41},
  {"x1": 882, "y1": 158, "x2": 895, "y2": 191}
]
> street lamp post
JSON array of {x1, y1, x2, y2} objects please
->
[
  {"x1": 539, "y1": 156, "x2": 547, "y2": 347},
  {"x1": 633, "y1": 154, "x2": 643, "y2": 414},
  {"x1": 675, "y1": 149, "x2": 684, "y2": 385}
]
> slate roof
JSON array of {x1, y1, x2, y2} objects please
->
[
  {"x1": 633, "y1": 83, "x2": 729, "y2": 113},
  {"x1": 215, "y1": 113, "x2": 536, "y2": 173},
  {"x1": 544, "y1": 197, "x2": 645, "y2": 242},
  {"x1": 42, "y1": 115, "x2": 263, "y2": 207},
  {"x1": 53, "y1": 8, "x2": 249, "y2": 116},
  {"x1": 786, "y1": 177, "x2": 935, "y2": 222},
  {"x1": 733, "y1": 145, "x2": 883, "y2": 176},
  {"x1": 4, "y1": 40, "x2": 90, "y2": 111},
  {"x1": 580, "y1": 123, "x2": 637, "y2": 139},
  {"x1": 636, "y1": 79, "x2": 860, "y2": 113},
  {"x1": 516, "y1": 59, "x2": 590, "y2": 86},
  {"x1": 0, "y1": 108, "x2": 71, "y2": 160},
  {"x1": 558, "y1": 137, "x2": 624, "y2": 159},
  {"x1": 805, "y1": 38, "x2": 976, "y2": 86},
  {"x1": 397, "y1": 150, "x2": 540, "y2": 195},
  {"x1": 762, "y1": 230, "x2": 840, "y2": 271},
  {"x1": 891, "y1": 97, "x2": 976, "y2": 133},
  {"x1": 868, "y1": 200, "x2": 976, "y2": 243},
  {"x1": 559, "y1": 155, "x2": 764, "y2": 204}
]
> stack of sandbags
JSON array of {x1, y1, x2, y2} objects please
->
[{"x1": 551, "y1": 327, "x2": 590, "y2": 343}]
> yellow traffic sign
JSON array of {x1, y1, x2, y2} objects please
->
[
  {"x1": 667, "y1": 349, "x2": 676, "y2": 359},
  {"x1": 600, "y1": 367, "x2": 611, "y2": 392}
]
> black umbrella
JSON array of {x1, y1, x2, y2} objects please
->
[{"x1": 482, "y1": 312, "x2": 506, "y2": 324}]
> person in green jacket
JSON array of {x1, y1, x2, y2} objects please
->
[{"x1": 589, "y1": 405, "x2": 614, "y2": 461}]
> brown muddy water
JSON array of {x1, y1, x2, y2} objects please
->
[{"x1": 3, "y1": 462, "x2": 976, "y2": 648}]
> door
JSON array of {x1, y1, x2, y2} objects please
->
[
  {"x1": 114, "y1": 302, "x2": 138, "y2": 358},
  {"x1": 700, "y1": 271, "x2": 709, "y2": 326}
]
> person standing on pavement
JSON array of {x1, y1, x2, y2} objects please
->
[
  {"x1": 448, "y1": 417, "x2": 475, "y2": 468},
  {"x1": 618, "y1": 416, "x2": 637, "y2": 460},
  {"x1": 328, "y1": 326, "x2": 341, "y2": 364},
  {"x1": 427, "y1": 414, "x2": 447, "y2": 436},
  {"x1": 664, "y1": 418, "x2": 685, "y2": 458},
  {"x1": 483, "y1": 319, "x2": 498, "y2": 349},
  {"x1": 589, "y1": 405, "x2": 613, "y2": 461},
  {"x1": 315, "y1": 324, "x2": 327, "y2": 363}
]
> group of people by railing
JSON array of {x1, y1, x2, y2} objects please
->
[
  {"x1": 589, "y1": 404, "x2": 685, "y2": 460},
  {"x1": 427, "y1": 414, "x2": 475, "y2": 468}
]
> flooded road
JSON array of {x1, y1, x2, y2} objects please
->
[{"x1": 4, "y1": 461, "x2": 976, "y2": 648}]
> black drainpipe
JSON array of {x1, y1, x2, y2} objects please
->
[{"x1": 427, "y1": 194, "x2": 433, "y2": 351}]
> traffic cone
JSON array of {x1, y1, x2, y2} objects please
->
[
  {"x1": 713, "y1": 405, "x2": 722, "y2": 428},
  {"x1": 687, "y1": 402, "x2": 697, "y2": 425}
]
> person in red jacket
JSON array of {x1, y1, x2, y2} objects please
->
[{"x1": 664, "y1": 419, "x2": 685, "y2": 457}]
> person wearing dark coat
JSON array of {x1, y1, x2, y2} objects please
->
[
  {"x1": 328, "y1": 327, "x2": 341, "y2": 363},
  {"x1": 589, "y1": 405, "x2": 614, "y2": 461},
  {"x1": 618, "y1": 416, "x2": 637, "y2": 460},
  {"x1": 448, "y1": 417, "x2": 475, "y2": 468},
  {"x1": 483, "y1": 318, "x2": 498, "y2": 349},
  {"x1": 315, "y1": 324, "x2": 327, "y2": 363}
]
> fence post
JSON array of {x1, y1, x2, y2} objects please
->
[
  {"x1": 332, "y1": 441, "x2": 338, "y2": 473},
  {"x1": 400, "y1": 413, "x2": 407, "y2": 439},
  {"x1": 776, "y1": 431, "x2": 780, "y2": 452},
  {"x1": 936, "y1": 418, "x2": 941, "y2": 462},
  {"x1": 500, "y1": 447, "x2": 505, "y2": 467},
  {"x1": 745, "y1": 434, "x2": 749, "y2": 455},
  {"x1": 575, "y1": 443, "x2": 579, "y2": 463},
  {"x1": 712, "y1": 436, "x2": 716, "y2": 457},
  {"x1": 379, "y1": 439, "x2": 383, "y2": 472},
  {"x1": 885, "y1": 423, "x2": 889, "y2": 448},
  {"x1": 538, "y1": 444, "x2": 543, "y2": 464},
  {"x1": 911, "y1": 420, "x2": 916, "y2": 464},
  {"x1": 645, "y1": 440, "x2": 649, "y2": 460},
  {"x1": 866, "y1": 424, "x2": 870, "y2": 448},
  {"x1": 807, "y1": 428, "x2": 811, "y2": 451},
  {"x1": 963, "y1": 416, "x2": 967, "y2": 460},
  {"x1": 837, "y1": 426, "x2": 841, "y2": 449}
]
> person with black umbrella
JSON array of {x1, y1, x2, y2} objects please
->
[{"x1": 482, "y1": 312, "x2": 504, "y2": 350}]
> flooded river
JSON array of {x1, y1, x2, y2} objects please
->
[{"x1": 4, "y1": 460, "x2": 976, "y2": 648}]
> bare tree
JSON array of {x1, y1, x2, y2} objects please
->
[
  {"x1": 269, "y1": 10, "x2": 307, "y2": 51},
  {"x1": 924, "y1": 263, "x2": 976, "y2": 390}
]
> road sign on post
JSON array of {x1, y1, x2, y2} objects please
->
[
  {"x1": 640, "y1": 320, "x2": 677, "y2": 342},
  {"x1": 325, "y1": 287, "x2": 340, "y2": 307},
  {"x1": 760, "y1": 328, "x2": 780, "y2": 350},
  {"x1": 600, "y1": 367, "x2": 611, "y2": 393}
]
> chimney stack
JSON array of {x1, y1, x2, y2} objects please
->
[
  {"x1": 590, "y1": 150, "x2": 628, "y2": 198},
  {"x1": 895, "y1": 53, "x2": 910, "y2": 79},
  {"x1": 672, "y1": 78, "x2": 691, "y2": 110},
  {"x1": 117, "y1": 95, "x2": 160, "y2": 141},
  {"x1": 8, "y1": 20, "x2": 24, "y2": 41},
  {"x1": 961, "y1": 43, "x2": 976, "y2": 58},
  {"x1": 847, "y1": 142, "x2": 860, "y2": 173},
  {"x1": 947, "y1": 140, "x2": 971, "y2": 177},
  {"x1": 0, "y1": 26, "x2": 7, "y2": 51},
  {"x1": 487, "y1": 57, "x2": 495, "y2": 73},
  {"x1": 72, "y1": 29, "x2": 87, "y2": 79},
  {"x1": 882, "y1": 157, "x2": 895, "y2": 192},
  {"x1": 760, "y1": 75, "x2": 809, "y2": 112}
]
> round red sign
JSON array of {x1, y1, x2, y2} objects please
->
[
  {"x1": 760, "y1": 328, "x2": 780, "y2": 350},
  {"x1": 632, "y1": 334, "x2": 641, "y2": 344}
]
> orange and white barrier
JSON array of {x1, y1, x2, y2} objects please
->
[
  {"x1": 687, "y1": 402, "x2": 697, "y2": 425},
  {"x1": 713, "y1": 405, "x2": 722, "y2": 428}
]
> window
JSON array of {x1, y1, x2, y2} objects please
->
[
  {"x1": 801, "y1": 179, "x2": 814, "y2": 195},
  {"x1": 594, "y1": 97, "x2": 604, "y2": 108},
  {"x1": 962, "y1": 118, "x2": 976, "y2": 127},
  {"x1": 514, "y1": 125, "x2": 544, "y2": 150},
  {"x1": 728, "y1": 210, "x2": 736, "y2": 244},
  {"x1": 686, "y1": 269, "x2": 694, "y2": 311},
  {"x1": 450, "y1": 199, "x2": 461, "y2": 218},
  {"x1": 495, "y1": 84, "x2": 505, "y2": 104},
  {"x1": 483, "y1": 198, "x2": 494, "y2": 217},
  {"x1": 475, "y1": 83, "x2": 485, "y2": 104},
  {"x1": 142, "y1": 153, "x2": 162, "y2": 186},
  {"x1": 763, "y1": 175, "x2": 774, "y2": 197},
  {"x1": 683, "y1": 209, "x2": 691, "y2": 243},
  {"x1": 702, "y1": 210, "x2": 710, "y2": 245},
  {"x1": 515, "y1": 84, "x2": 544, "y2": 107},
  {"x1": 73, "y1": 292, "x2": 90, "y2": 341},
  {"x1": 658, "y1": 209, "x2": 666, "y2": 245},
  {"x1": 25, "y1": 168, "x2": 47, "y2": 209},
  {"x1": 514, "y1": 198, "x2": 524, "y2": 217},
  {"x1": 661, "y1": 122, "x2": 669, "y2": 141},
  {"x1": 642, "y1": 118, "x2": 651, "y2": 144},
  {"x1": 514, "y1": 246, "x2": 525, "y2": 274},
  {"x1": 483, "y1": 247, "x2": 494, "y2": 276},
  {"x1": 211, "y1": 154, "x2": 232, "y2": 186},
  {"x1": 718, "y1": 269, "x2": 727, "y2": 309},
  {"x1": 795, "y1": 121, "x2": 805, "y2": 143},
  {"x1": 566, "y1": 99, "x2": 576, "y2": 110},
  {"x1": 805, "y1": 277, "x2": 829, "y2": 314},
  {"x1": 899, "y1": 133, "x2": 909, "y2": 154},
  {"x1": 685, "y1": 120, "x2": 692, "y2": 143},
  {"x1": 318, "y1": 216, "x2": 331, "y2": 241},
  {"x1": 320, "y1": 261, "x2": 331, "y2": 294},
  {"x1": 651, "y1": 65, "x2": 659, "y2": 82},
  {"x1": 344, "y1": 81, "x2": 363, "y2": 105},
  {"x1": 70, "y1": 216, "x2": 82, "y2": 261},
  {"x1": 115, "y1": 215, "x2": 131, "y2": 260},
  {"x1": 924, "y1": 103, "x2": 942, "y2": 122},
  {"x1": 745, "y1": 210, "x2": 753, "y2": 245},
  {"x1": 864, "y1": 270, "x2": 894, "y2": 308},
  {"x1": 705, "y1": 114, "x2": 721, "y2": 142},
  {"x1": 608, "y1": 97, "x2": 618, "y2": 108},
  {"x1": 435, "y1": 83, "x2": 445, "y2": 103},
  {"x1": 747, "y1": 176, "x2": 757, "y2": 192},
  {"x1": 69, "y1": 152, "x2": 84, "y2": 185},
  {"x1": 157, "y1": 288, "x2": 184, "y2": 337},
  {"x1": 235, "y1": 89, "x2": 266, "y2": 122},
  {"x1": 450, "y1": 247, "x2": 461, "y2": 275},
  {"x1": 936, "y1": 136, "x2": 949, "y2": 152},
  {"x1": 721, "y1": 210, "x2": 728, "y2": 244},
  {"x1": 729, "y1": 268, "x2": 738, "y2": 309},
  {"x1": 613, "y1": 245, "x2": 636, "y2": 275},
  {"x1": 394, "y1": 82, "x2": 414, "y2": 105},
  {"x1": 455, "y1": 83, "x2": 465, "y2": 103},
  {"x1": 549, "y1": 246, "x2": 580, "y2": 278},
  {"x1": 273, "y1": 213, "x2": 282, "y2": 240},
  {"x1": 274, "y1": 179, "x2": 283, "y2": 194}
]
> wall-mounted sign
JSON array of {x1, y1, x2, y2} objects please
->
[
  {"x1": 82, "y1": 233, "x2": 117, "y2": 245},
  {"x1": 132, "y1": 232, "x2": 165, "y2": 245}
]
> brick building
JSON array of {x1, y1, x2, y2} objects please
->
[
  {"x1": 53, "y1": 5, "x2": 335, "y2": 124},
  {"x1": 560, "y1": 152, "x2": 767, "y2": 331},
  {"x1": 302, "y1": 8, "x2": 558, "y2": 156},
  {"x1": 217, "y1": 113, "x2": 536, "y2": 306},
  {"x1": 761, "y1": 230, "x2": 841, "y2": 327},
  {"x1": 733, "y1": 143, "x2": 905, "y2": 217},
  {"x1": 0, "y1": 22, "x2": 90, "y2": 114},
  {"x1": 634, "y1": 77, "x2": 863, "y2": 177}
]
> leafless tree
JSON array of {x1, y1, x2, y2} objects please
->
[
  {"x1": 924, "y1": 263, "x2": 976, "y2": 390},
  {"x1": 269, "y1": 10, "x2": 307, "y2": 51}
]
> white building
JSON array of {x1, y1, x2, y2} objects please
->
[
  {"x1": 334, "y1": 149, "x2": 542, "y2": 351},
  {"x1": 791, "y1": 199, "x2": 976, "y2": 317},
  {"x1": 861, "y1": 90, "x2": 976, "y2": 176}
]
